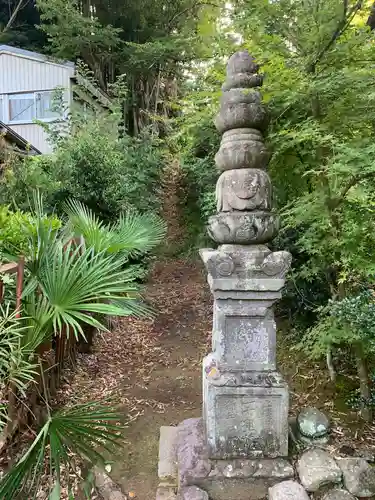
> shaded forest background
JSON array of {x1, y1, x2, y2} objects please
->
[{"x1": 1, "y1": 0, "x2": 375, "y2": 446}]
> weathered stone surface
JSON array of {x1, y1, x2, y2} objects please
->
[
  {"x1": 177, "y1": 418, "x2": 211, "y2": 487},
  {"x1": 208, "y1": 211, "x2": 279, "y2": 245},
  {"x1": 177, "y1": 486, "x2": 208, "y2": 500},
  {"x1": 208, "y1": 298, "x2": 278, "y2": 372},
  {"x1": 203, "y1": 381, "x2": 289, "y2": 459},
  {"x1": 226, "y1": 51, "x2": 259, "y2": 77},
  {"x1": 297, "y1": 449, "x2": 342, "y2": 492},
  {"x1": 297, "y1": 407, "x2": 330, "y2": 438},
  {"x1": 197, "y1": 458, "x2": 293, "y2": 500},
  {"x1": 156, "y1": 486, "x2": 178, "y2": 500},
  {"x1": 216, "y1": 169, "x2": 272, "y2": 212},
  {"x1": 221, "y1": 89, "x2": 262, "y2": 106},
  {"x1": 215, "y1": 102, "x2": 269, "y2": 134},
  {"x1": 94, "y1": 468, "x2": 126, "y2": 500},
  {"x1": 322, "y1": 489, "x2": 356, "y2": 500},
  {"x1": 268, "y1": 480, "x2": 309, "y2": 500},
  {"x1": 215, "y1": 129, "x2": 270, "y2": 171},
  {"x1": 357, "y1": 449, "x2": 375, "y2": 463},
  {"x1": 208, "y1": 458, "x2": 294, "y2": 479},
  {"x1": 200, "y1": 245, "x2": 291, "y2": 282},
  {"x1": 158, "y1": 426, "x2": 178, "y2": 485},
  {"x1": 337, "y1": 458, "x2": 375, "y2": 497}
]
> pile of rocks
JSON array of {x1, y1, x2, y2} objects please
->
[
  {"x1": 271, "y1": 450, "x2": 375, "y2": 499},
  {"x1": 156, "y1": 412, "x2": 375, "y2": 500}
]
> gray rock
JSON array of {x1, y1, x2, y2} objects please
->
[
  {"x1": 177, "y1": 486, "x2": 208, "y2": 500},
  {"x1": 322, "y1": 489, "x2": 356, "y2": 500},
  {"x1": 297, "y1": 407, "x2": 330, "y2": 438},
  {"x1": 157, "y1": 486, "x2": 178, "y2": 500},
  {"x1": 177, "y1": 418, "x2": 211, "y2": 487},
  {"x1": 337, "y1": 457, "x2": 375, "y2": 497},
  {"x1": 93, "y1": 468, "x2": 126, "y2": 500},
  {"x1": 268, "y1": 480, "x2": 310, "y2": 500},
  {"x1": 297, "y1": 449, "x2": 342, "y2": 492},
  {"x1": 357, "y1": 449, "x2": 375, "y2": 463},
  {"x1": 158, "y1": 426, "x2": 178, "y2": 485}
]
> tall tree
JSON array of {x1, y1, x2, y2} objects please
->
[
  {"x1": 36, "y1": 0, "x2": 221, "y2": 134},
  {"x1": 0, "y1": 0, "x2": 46, "y2": 48}
]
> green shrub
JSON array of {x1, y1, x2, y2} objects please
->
[
  {"x1": 0, "y1": 113, "x2": 163, "y2": 222},
  {"x1": 0, "y1": 205, "x2": 61, "y2": 258}
]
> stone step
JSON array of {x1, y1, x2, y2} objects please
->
[
  {"x1": 158, "y1": 426, "x2": 178, "y2": 486},
  {"x1": 156, "y1": 486, "x2": 177, "y2": 500}
]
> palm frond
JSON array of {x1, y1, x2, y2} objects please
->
[
  {"x1": 64, "y1": 198, "x2": 167, "y2": 256},
  {"x1": 114, "y1": 210, "x2": 167, "y2": 257},
  {"x1": 0, "y1": 404, "x2": 125, "y2": 499},
  {"x1": 30, "y1": 241, "x2": 145, "y2": 339}
]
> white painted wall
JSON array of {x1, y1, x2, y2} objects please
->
[
  {"x1": 10, "y1": 123, "x2": 52, "y2": 154},
  {"x1": 0, "y1": 53, "x2": 74, "y2": 94},
  {"x1": 0, "y1": 47, "x2": 74, "y2": 153}
]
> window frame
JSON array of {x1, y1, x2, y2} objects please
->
[{"x1": 0, "y1": 90, "x2": 64, "y2": 125}]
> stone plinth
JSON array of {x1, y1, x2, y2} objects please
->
[
  {"x1": 200, "y1": 245, "x2": 291, "y2": 459},
  {"x1": 203, "y1": 380, "x2": 289, "y2": 459},
  {"x1": 176, "y1": 418, "x2": 293, "y2": 500}
]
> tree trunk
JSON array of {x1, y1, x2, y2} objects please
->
[
  {"x1": 353, "y1": 341, "x2": 372, "y2": 422},
  {"x1": 367, "y1": 2, "x2": 375, "y2": 30}
]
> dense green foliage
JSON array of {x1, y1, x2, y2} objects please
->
[
  {"x1": 0, "y1": 112, "x2": 163, "y2": 221},
  {"x1": 227, "y1": 0, "x2": 375, "y2": 416}
]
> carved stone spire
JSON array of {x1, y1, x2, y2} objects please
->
[
  {"x1": 200, "y1": 51, "x2": 292, "y2": 460},
  {"x1": 208, "y1": 51, "x2": 278, "y2": 245}
]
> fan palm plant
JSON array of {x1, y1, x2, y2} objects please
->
[
  {"x1": 0, "y1": 192, "x2": 166, "y2": 498},
  {"x1": 0, "y1": 401, "x2": 125, "y2": 499},
  {"x1": 64, "y1": 198, "x2": 167, "y2": 257}
]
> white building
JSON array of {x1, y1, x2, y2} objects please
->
[{"x1": 0, "y1": 45, "x2": 111, "y2": 154}]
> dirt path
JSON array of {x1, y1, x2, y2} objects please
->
[{"x1": 57, "y1": 258, "x2": 211, "y2": 499}]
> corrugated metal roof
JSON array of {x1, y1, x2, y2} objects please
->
[
  {"x1": 0, "y1": 45, "x2": 75, "y2": 69},
  {"x1": 0, "y1": 120, "x2": 41, "y2": 155}
]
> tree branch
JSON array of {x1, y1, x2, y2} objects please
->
[
  {"x1": 167, "y1": 1, "x2": 218, "y2": 30},
  {"x1": 367, "y1": 1, "x2": 375, "y2": 30},
  {"x1": 331, "y1": 171, "x2": 375, "y2": 209},
  {"x1": 3, "y1": 0, "x2": 25, "y2": 33},
  {"x1": 306, "y1": 1, "x2": 363, "y2": 73}
]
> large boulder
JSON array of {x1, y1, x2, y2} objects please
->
[
  {"x1": 177, "y1": 486, "x2": 208, "y2": 500},
  {"x1": 322, "y1": 489, "x2": 356, "y2": 500},
  {"x1": 297, "y1": 407, "x2": 330, "y2": 438},
  {"x1": 268, "y1": 480, "x2": 309, "y2": 500},
  {"x1": 297, "y1": 449, "x2": 342, "y2": 492},
  {"x1": 337, "y1": 458, "x2": 375, "y2": 497}
]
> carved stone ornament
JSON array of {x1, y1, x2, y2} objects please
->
[
  {"x1": 261, "y1": 251, "x2": 293, "y2": 279},
  {"x1": 215, "y1": 128, "x2": 270, "y2": 171},
  {"x1": 208, "y1": 212, "x2": 279, "y2": 245},
  {"x1": 216, "y1": 169, "x2": 272, "y2": 212}
]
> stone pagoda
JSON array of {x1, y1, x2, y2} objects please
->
[{"x1": 157, "y1": 51, "x2": 293, "y2": 500}]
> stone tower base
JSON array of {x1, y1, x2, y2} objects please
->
[{"x1": 156, "y1": 419, "x2": 294, "y2": 500}]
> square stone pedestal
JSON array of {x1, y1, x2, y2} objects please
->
[
  {"x1": 156, "y1": 419, "x2": 294, "y2": 500},
  {"x1": 204, "y1": 377, "x2": 289, "y2": 459}
]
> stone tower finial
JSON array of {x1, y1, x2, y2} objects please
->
[{"x1": 208, "y1": 50, "x2": 277, "y2": 245}]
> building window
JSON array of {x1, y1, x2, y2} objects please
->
[
  {"x1": 9, "y1": 93, "x2": 35, "y2": 122},
  {"x1": 2, "y1": 91, "x2": 63, "y2": 124},
  {"x1": 35, "y1": 92, "x2": 61, "y2": 120}
]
